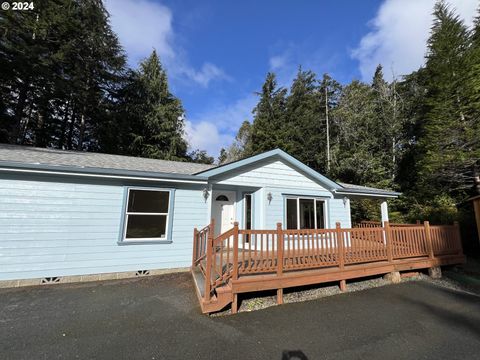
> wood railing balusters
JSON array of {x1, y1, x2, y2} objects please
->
[
  {"x1": 277, "y1": 223, "x2": 283, "y2": 276},
  {"x1": 336, "y1": 222, "x2": 344, "y2": 269},
  {"x1": 192, "y1": 227, "x2": 198, "y2": 267},
  {"x1": 424, "y1": 221, "x2": 434, "y2": 260},
  {"x1": 384, "y1": 221, "x2": 393, "y2": 263},
  {"x1": 232, "y1": 222, "x2": 239, "y2": 280},
  {"x1": 196, "y1": 219, "x2": 464, "y2": 310},
  {"x1": 454, "y1": 221, "x2": 463, "y2": 255},
  {"x1": 204, "y1": 219, "x2": 214, "y2": 302}
]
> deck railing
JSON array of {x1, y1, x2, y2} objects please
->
[
  {"x1": 192, "y1": 222, "x2": 211, "y2": 268},
  {"x1": 193, "y1": 220, "x2": 463, "y2": 300}
]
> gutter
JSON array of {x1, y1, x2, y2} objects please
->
[{"x1": 333, "y1": 189, "x2": 401, "y2": 198}]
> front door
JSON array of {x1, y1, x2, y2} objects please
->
[{"x1": 212, "y1": 191, "x2": 236, "y2": 236}]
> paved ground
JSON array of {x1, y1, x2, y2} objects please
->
[{"x1": 1, "y1": 272, "x2": 480, "y2": 360}]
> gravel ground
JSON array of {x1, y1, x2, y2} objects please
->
[{"x1": 212, "y1": 267, "x2": 476, "y2": 316}]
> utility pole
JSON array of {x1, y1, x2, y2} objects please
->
[{"x1": 325, "y1": 84, "x2": 330, "y2": 172}]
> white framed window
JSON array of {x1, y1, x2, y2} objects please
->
[
  {"x1": 122, "y1": 188, "x2": 172, "y2": 242},
  {"x1": 285, "y1": 197, "x2": 327, "y2": 230}
]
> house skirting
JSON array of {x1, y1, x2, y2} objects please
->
[{"x1": 0, "y1": 267, "x2": 189, "y2": 289}]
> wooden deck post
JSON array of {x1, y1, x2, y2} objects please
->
[
  {"x1": 424, "y1": 221, "x2": 434, "y2": 260},
  {"x1": 276, "y1": 223, "x2": 284, "y2": 276},
  {"x1": 204, "y1": 219, "x2": 214, "y2": 302},
  {"x1": 232, "y1": 222, "x2": 239, "y2": 281},
  {"x1": 472, "y1": 198, "x2": 480, "y2": 246},
  {"x1": 231, "y1": 294, "x2": 238, "y2": 314},
  {"x1": 192, "y1": 227, "x2": 198, "y2": 267},
  {"x1": 453, "y1": 221, "x2": 463, "y2": 255},
  {"x1": 384, "y1": 221, "x2": 393, "y2": 263},
  {"x1": 336, "y1": 222, "x2": 344, "y2": 270},
  {"x1": 276, "y1": 222, "x2": 284, "y2": 305}
]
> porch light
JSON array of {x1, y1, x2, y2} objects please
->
[
  {"x1": 267, "y1": 192, "x2": 273, "y2": 204},
  {"x1": 202, "y1": 188, "x2": 210, "y2": 202},
  {"x1": 343, "y1": 197, "x2": 348, "y2": 207}
]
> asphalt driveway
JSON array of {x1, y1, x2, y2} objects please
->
[{"x1": 1, "y1": 272, "x2": 480, "y2": 360}]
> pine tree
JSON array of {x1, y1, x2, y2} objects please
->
[
  {"x1": 0, "y1": 0, "x2": 126, "y2": 150},
  {"x1": 416, "y1": 1, "x2": 475, "y2": 199},
  {"x1": 188, "y1": 149, "x2": 214, "y2": 164},
  {"x1": 319, "y1": 73, "x2": 342, "y2": 175},
  {"x1": 283, "y1": 68, "x2": 324, "y2": 170},
  {"x1": 120, "y1": 50, "x2": 188, "y2": 160},
  {"x1": 331, "y1": 80, "x2": 385, "y2": 185},
  {"x1": 248, "y1": 73, "x2": 286, "y2": 155},
  {"x1": 218, "y1": 120, "x2": 251, "y2": 164}
]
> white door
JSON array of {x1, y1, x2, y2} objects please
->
[{"x1": 212, "y1": 191, "x2": 236, "y2": 236}]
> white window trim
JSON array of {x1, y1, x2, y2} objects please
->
[
  {"x1": 122, "y1": 187, "x2": 172, "y2": 242},
  {"x1": 285, "y1": 196, "x2": 329, "y2": 230}
]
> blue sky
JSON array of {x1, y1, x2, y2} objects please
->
[{"x1": 104, "y1": 0, "x2": 476, "y2": 157}]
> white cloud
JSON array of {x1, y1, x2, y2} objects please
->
[
  {"x1": 352, "y1": 0, "x2": 477, "y2": 81},
  {"x1": 105, "y1": 0, "x2": 174, "y2": 64},
  {"x1": 269, "y1": 54, "x2": 289, "y2": 71},
  {"x1": 184, "y1": 95, "x2": 257, "y2": 156},
  {"x1": 185, "y1": 121, "x2": 234, "y2": 157},
  {"x1": 104, "y1": 0, "x2": 229, "y2": 87},
  {"x1": 181, "y1": 62, "x2": 232, "y2": 88}
]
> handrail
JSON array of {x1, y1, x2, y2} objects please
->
[
  {"x1": 195, "y1": 220, "x2": 463, "y2": 299},
  {"x1": 192, "y1": 222, "x2": 211, "y2": 267}
]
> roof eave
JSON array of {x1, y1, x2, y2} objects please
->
[
  {"x1": 333, "y1": 189, "x2": 401, "y2": 198},
  {"x1": 0, "y1": 161, "x2": 209, "y2": 184}
]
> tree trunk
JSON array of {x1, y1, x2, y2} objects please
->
[
  {"x1": 12, "y1": 82, "x2": 29, "y2": 144},
  {"x1": 77, "y1": 112, "x2": 86, "y2": 150}
]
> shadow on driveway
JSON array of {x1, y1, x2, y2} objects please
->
[{"x1": 1, "y1": 272, "x2": 480, "y2": 360}]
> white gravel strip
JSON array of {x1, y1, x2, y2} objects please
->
[{"x1": 211, "y1": 270, "x2": 477, "y2": 316}]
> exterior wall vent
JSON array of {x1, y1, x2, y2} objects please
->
[
  {"x1": 41, "y1": 277, "x2": 60, "y2": 284},
  {"x1": 135, "y1": 270, "x2": 150, "y2": 276}
]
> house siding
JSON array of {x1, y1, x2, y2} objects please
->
[
  {"x1": 0, "y1": 176, "x2": 206, "y2": 281},
  {"x1": 212, "y1": 159, "x2": 351, "y2": 229}
]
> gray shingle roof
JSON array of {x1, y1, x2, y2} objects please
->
[
  {"x1": 0, "y1": 144, "x2": 215, "y2": 175},
  {"x1": 337, "y1": 182, "x2": 401, "y2": 197}
]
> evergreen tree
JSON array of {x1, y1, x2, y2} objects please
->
[
  {"x1": 331, "y1": 80, "x2": 386, "y2": 185},
  {"x1": 118, "y1": 50, "x2": 188, "y2": 160},
  {"x1": 371, "y1": 64, "x2": 405, "y2": 184},
  {"x1": 188, "y1": 149, "x2": 214, "y2": 164},
  {"x1": 415, "y1": 1, "x2": 476, "y2": 199},
  {"x1": 0, "y1": 0, "x2": 125, "y2": 150},
  {"x1": 218, "y1": 120, "x2": 251, "y2": 164},
  {"x1": 319, "y1": 73, "x2": 342, "y2": 175},
  {"x1": 248, "y1": 73, "x2": 286, "y2": 155},
  {"x1": 283, "y1": 68, "x2": 324, "y2": 170}
]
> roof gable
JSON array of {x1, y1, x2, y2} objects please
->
[{"x1": 196, "y1": 149, "x2": 341, "y2": 190}]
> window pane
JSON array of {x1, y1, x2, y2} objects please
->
[
  {"x1": 316, "y1": 200, "x2": 325, "y2": 229},
  {"x1": 128, "y1": 190, "x2": 169, "y2": 213},
  {"x1": 299, "y1": 199, "x2": 315, "y2": 229},
  {"x1": 286, "y1": 199, "x2": 298, "y2": 229},
  {"x1": 245, "y1": 194, "x2": 252, "y2": 230},
  {"x1": 126, "y1": 215, "x2": 167, "y2": 239}
]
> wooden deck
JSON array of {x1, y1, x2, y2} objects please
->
[{"x1": 191, "y1": 221, "x2": 465, "y2": 314}]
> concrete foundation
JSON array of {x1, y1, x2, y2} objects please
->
[
  {"x1": 428, "y1": 266, "x2": 442, "y2": 279},
  {"x1": 384, "y1": 271, "x2": 401, "y2": 284}
]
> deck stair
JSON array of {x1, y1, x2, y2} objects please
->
[{"x1": 191, "y1": 220, "x2": 465, "y2": 314}]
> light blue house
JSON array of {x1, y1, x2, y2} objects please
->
[{"x1": 0, "y1": 144, "x2": 400, "y2": 286}]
